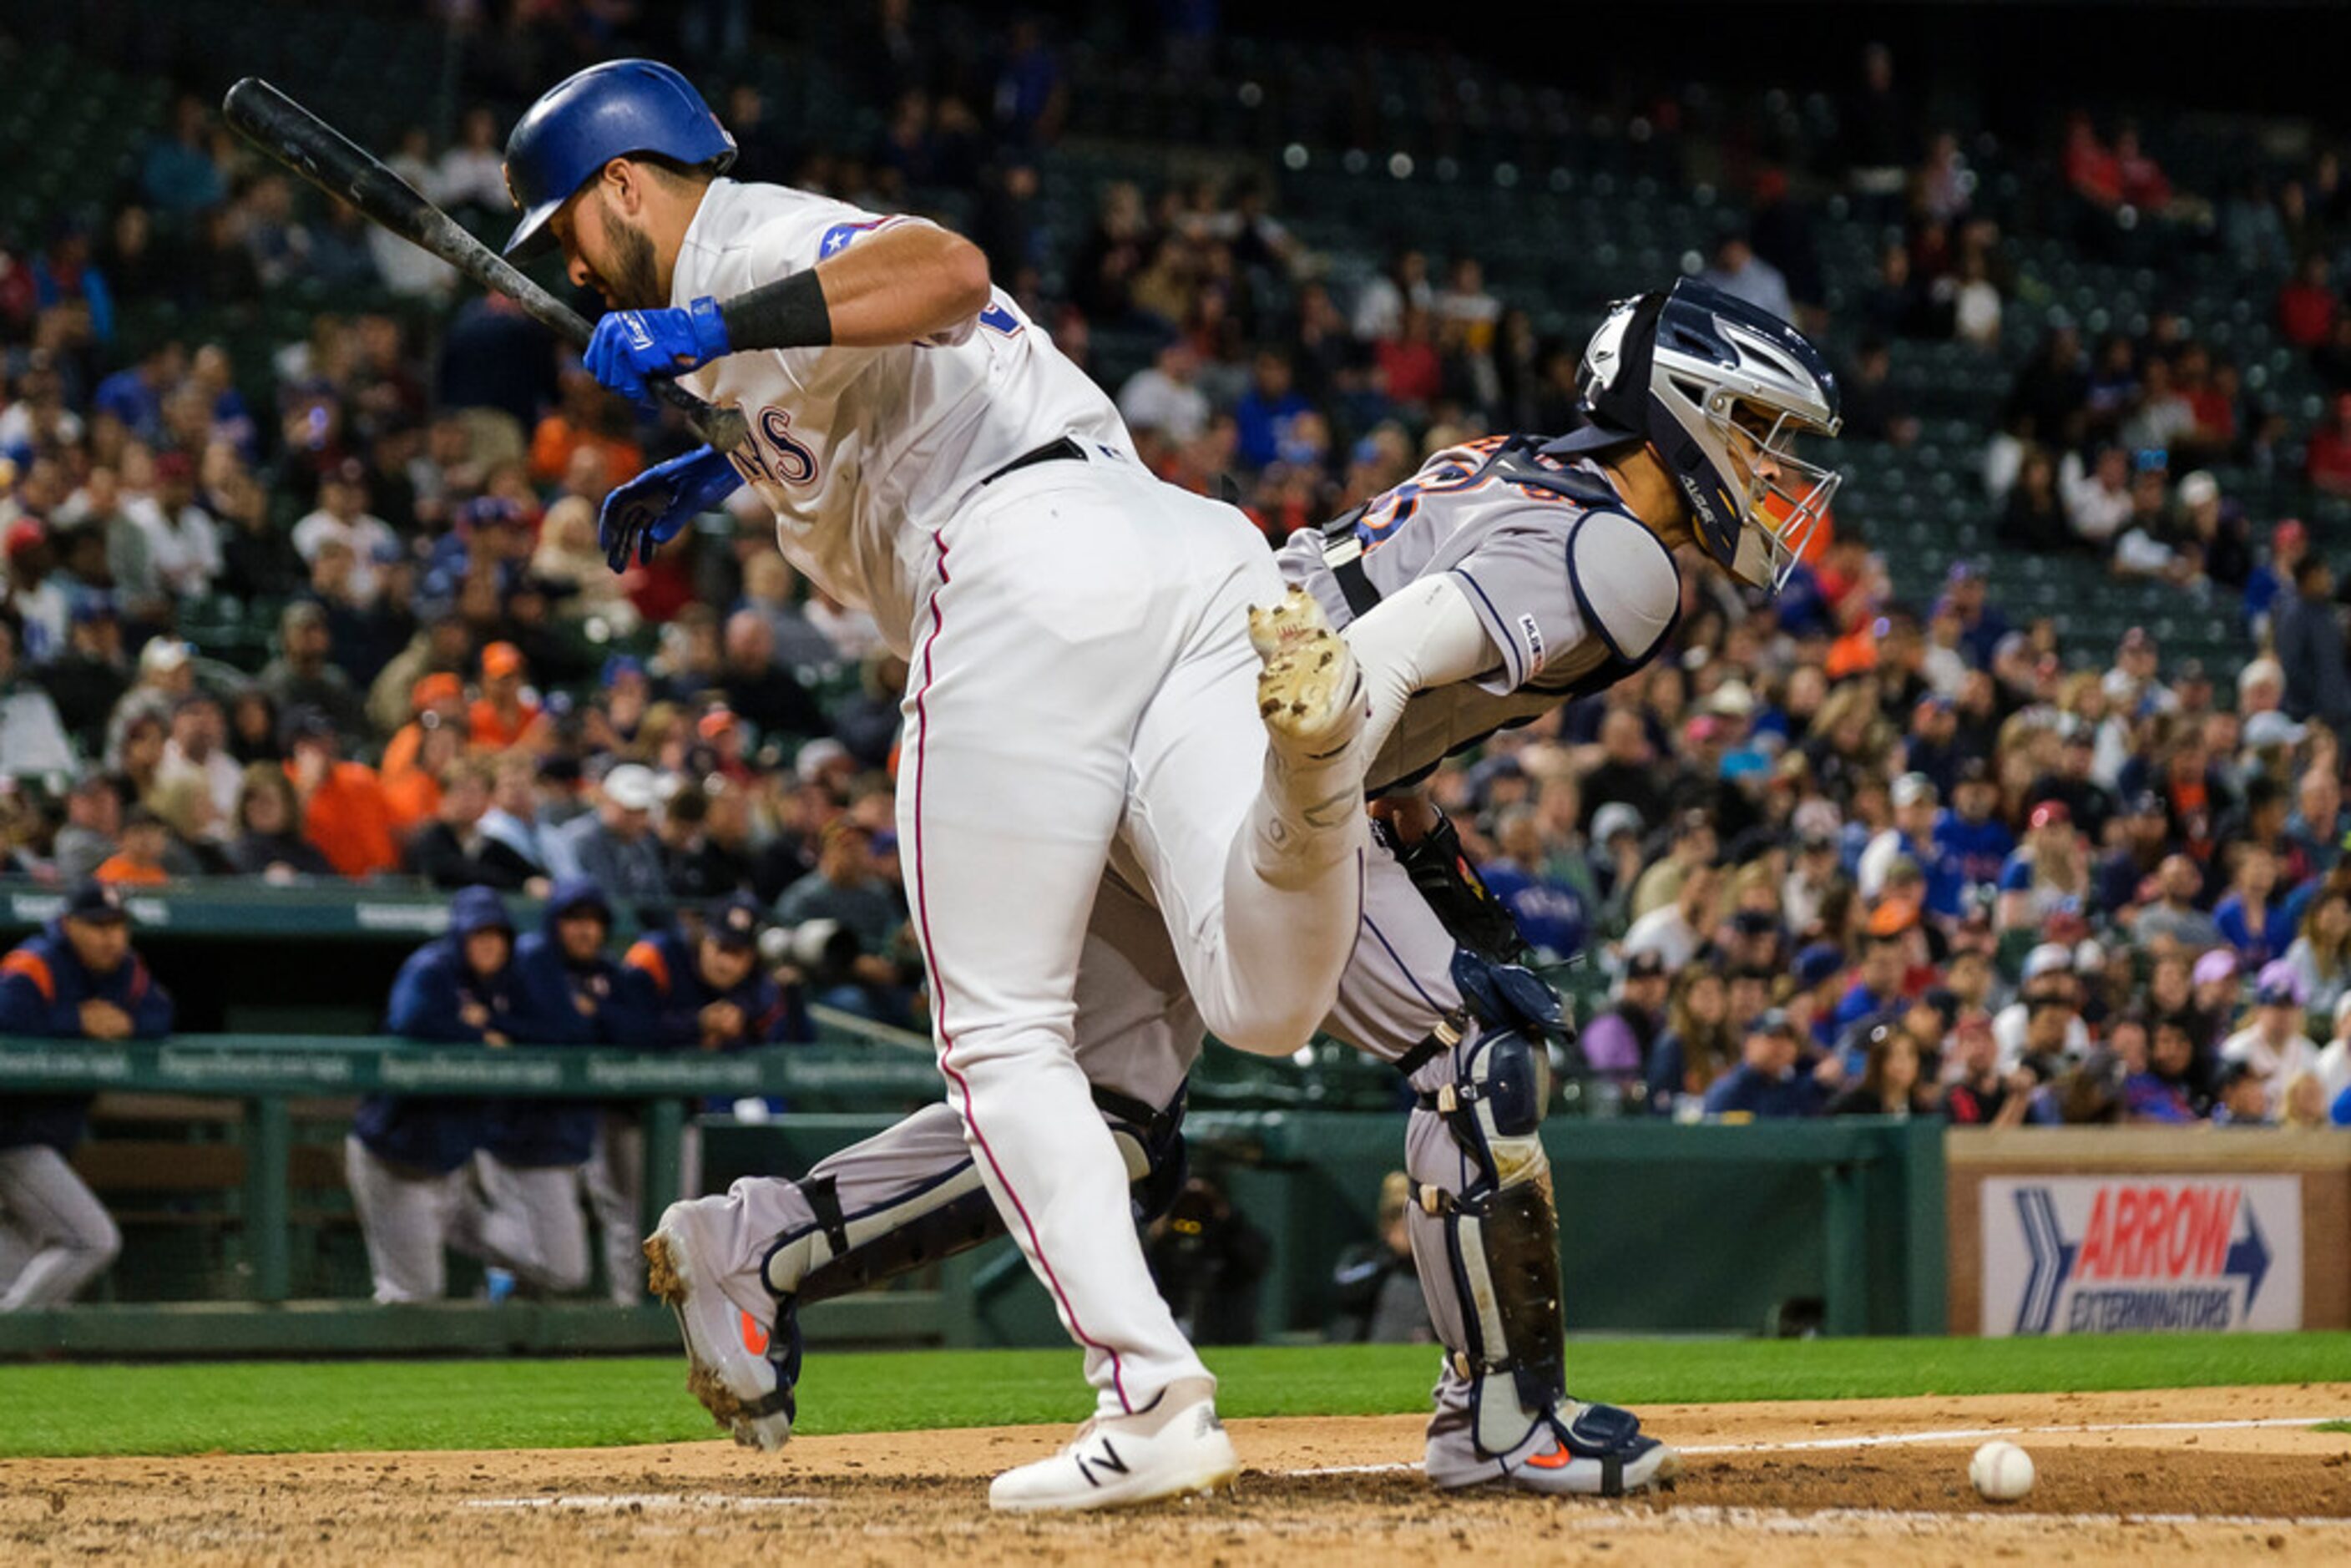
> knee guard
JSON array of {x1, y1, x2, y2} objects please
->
[
  {"x1": 1411, "y1": 1022, "x2": 1568, "y2": 1459},
  {"x1": 764, "y1": 1080, "x2": 1191, "y2": 1307}
]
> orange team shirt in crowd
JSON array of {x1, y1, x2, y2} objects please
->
[
  {"x1": 528, "y1": 417, "x2": 645, "y2": 489},
  {"x1": 93, "y1": 855, "x2": 169, "y2": 886},
  {"x1": 382, "y1": 766, "x2": 442, "y2": 835},
  {"x1": 469, "y1": 697, "x2": 543, "y2": 751},
  {"x1": 297, "y1": 761, "x2": 401, "y2": 878}
]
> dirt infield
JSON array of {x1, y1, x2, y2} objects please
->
[{"x1": 3, "y1": 1383, "x2": 2348, "y2": 1564}]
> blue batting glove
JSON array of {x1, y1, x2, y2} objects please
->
[
  {"x1": 597, "y1": 444, "x2": 745, "y2": 571},
  {"x1": 583, "y1": 296, "x2": 733, "y2": 404}
]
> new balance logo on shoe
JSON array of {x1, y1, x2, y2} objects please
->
[{"x1": 1073, "y1": 1437, "x2": 1130, "y2": 1488}]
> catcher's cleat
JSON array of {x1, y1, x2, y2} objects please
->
[
  {"x1": 988, "y1": 1378, "x2": 1240, "y2": 1514},
  {"x1": 645, "y1": 1201, "x2": 796, "y2": 1452},
  {"x1": 1426, "y1": 1400, "x2": 1680, "y2": 1498}
]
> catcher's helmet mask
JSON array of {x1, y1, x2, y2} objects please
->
[{"x1": 1546, "y1": 280, "x2": 1841, "y2": 591}]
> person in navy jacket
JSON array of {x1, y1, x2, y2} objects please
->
[
  {"x1": 585, "y1": 893, "x2": 797, "y2": 1305},
  {"x1": 1701, "y1": 1010, "x2": 1829, "y2": 1120},
  {"x1": 346, "y1": 885, "x2": 516, "y2": 1303},
  {"x1": 0, "y1": 881, "x2": 171, "y2": 1311},
  {"x1": 478, "y1": 878, "x2": 645, "y2": 1297}
]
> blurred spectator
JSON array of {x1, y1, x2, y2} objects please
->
[
  {"x1": 1621, "y1": 849, "x2": 1720, "y2": 971},
  {"x1": 407, "y1": 758, "x2": 530, "y2": 892},
  {"x1": 482, "y1": 878, "x2": 638, "y2": 1300},
  {"x1": 431, "y1": 108, "x2": 509, "y2": 215},
  {"x1": 284, "y1": 707, "x2": 397, "y2": 879},
  {"x1": 38, "y1": 599, "x2": 131, "y2": 759},
  {"x1": 225, "y1": 761, "x2": 331, "y2": 882},
  {"x1": 2126, "y1": 1013, "x2": 2208, "y2": 1122},
  {"x1": 718, "y1": 611, "x2": 828, "y2": 746},
  {"x1": 350, "y1": 886, "x2": 514, "y2": 1303},
  {"x1": 544, "y1": 763, "x2": 667, "y2": 913},
  {"x1": 1146, "y1": 1171, "x2": 1268, "y2": 1347},
  {"x1": 2278, "y1": 255, "x2": 2338, "y2": 350},
  {"x1": 2213, "y1": 845, "x2": 2293, "y2": 967},
  {"x1": 2271, "y1": 556, "x2": 2351, "y2": 733},
  {"x1": 1696, "y1": 233, "x2": 1794, "y2": 326},
  {"x1": 2131, "y1": 853, "x2": 2225, "y2": 951},
  {"x1": 1996, "y1": 801, "x2": 2091, "y2": 933},
  {"x1": 468, "y1": 642, "x2": 544, "y2": 753},
  {"x1": 1997, "y1": 448, "x2": 2069, "y2": 553},
  {"x1": 737, "y1": 555, "x2": 839, "y2": 671},
  {"x1": 1826, "y1": 1020, "x2": 1936, "y2": 1116},
  {"x1": 2219, "y1": 965, "x2": 2319, "y2": 1115},
  {"x1": 51, "y1": 775, "x2": 121, "y2": 883},
  {"x1": 0, "y1": 620, "x2": 73, "y2": 777},
  {"x1": 1119, "y1": 341, "x2": 1211, "y2": 443},
  {"x1": 1234, "y1": 350, "x2": 1312, "y2": 470},
  {"x1": 0, "y1": 881, "x2": 171, "y2": 1310},
  {"x1": 1578, "y1": 949, "x2": 1668, "y2": 1080},
  {"x1": 2211, "y1": 1059, "x2": 2273, "y2": 1125},
  {"x1": 260, "y1": 602, "x2": 369, "y2": 743},
  {"x1": 93, "y1": 806, "x2": 174, "y2": 886},
  {"x1": 140, "y1": 94, "x2": 226, "y2": 215},
  {"x1": 1701, "y1": 1011, "x2": 1828, "y2": 1118},
  {"x1": 2308, "y1": 393, "x2": 2351, "y2": 495},
  {"x1": 1643, "y1": 964, "x2": 1733, "y2": 1115},
  {"x1": 2317, "y1": 994, "x2": 2351, "y2": 1113},
  {"x1": 2060, "y1": 445, "x2": 2132, "y2": 550},
  {"x1": 1327, "y1": 1171, "x2": 1431, "y2": 1343},
  {"x1": 1942, "y1": 1011, "x2": 2033, "y2": 1126}
]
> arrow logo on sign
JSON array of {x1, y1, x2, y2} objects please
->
[
  {"x1": 2012, "y1": 1187, "x2": 2076, "y2": 1336},
  {"x1": 2224, "y1": 1206, "x2": 2271, "y2": 1308}
]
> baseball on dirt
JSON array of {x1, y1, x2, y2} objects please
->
[{"x1": 1969, "y1": 1440, "x2": 2035, "y2": 1501}]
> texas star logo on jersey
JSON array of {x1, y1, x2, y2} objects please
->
[{"x1": 818, "y1": 219, "x2": 887, "y2": 259}]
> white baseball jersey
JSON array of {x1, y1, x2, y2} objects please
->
[{"x1": 669, "y1": 178, "x2": 1132, "y2": 649}]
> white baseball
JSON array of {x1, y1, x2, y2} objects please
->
[{"x1": 1969, "y1": 1440, "x2": 2035, "y2": 1502}]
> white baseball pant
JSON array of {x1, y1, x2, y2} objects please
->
[{"x1": 897, "y1": 456, "x2": 1365, "y2": 1417}]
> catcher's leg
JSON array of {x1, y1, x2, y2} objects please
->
[{"x1": 1337, "y1": 812, "x2": 1675, "y2": 1495}]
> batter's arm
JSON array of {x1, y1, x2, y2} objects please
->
[{"x1": 720, "y1": 222, "x2": 993, "y2": 351}]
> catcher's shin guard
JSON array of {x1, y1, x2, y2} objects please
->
[{"x1": 1407, "y1": 1018, "x2": 1568, "y2": 1459}]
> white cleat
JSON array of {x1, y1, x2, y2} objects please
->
[
  {"x1": 1249, "y1": 585, "x2": 1367, "y2": 763},
  {"x1": 988, "y1": 1378, "x2": 1241, "y2": 1514},
  {"x1": 644, "y1": 1201, "x2": 795, "y2": 1452}
]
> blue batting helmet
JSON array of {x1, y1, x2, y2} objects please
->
[{"x1": 501, "y1": 58, "x2": 737, "y2": 259}]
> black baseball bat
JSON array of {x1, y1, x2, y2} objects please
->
[{"x1": 221, "y1": 76, "x2": 746, "y2": 453}]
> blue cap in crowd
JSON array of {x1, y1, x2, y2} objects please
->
[
  {"x1": 1794, "y1": 942, "x2": 1846, "y2": 989},
  {"x1": 707, "y1": 893, "x2": 764, "y2": 950},
  {"x1": 62, "y1": 880, "x2": 129, "y2": 924}
]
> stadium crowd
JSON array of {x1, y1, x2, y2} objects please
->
[{"x1": 0, "y1": 10, "x2": 2348, "y2": 1155}]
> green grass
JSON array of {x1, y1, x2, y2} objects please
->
[
  {"x1": 3, "y1": 1333, "x2": 2348, "y2": 1458},
  {"x1": 2319, "y1": 1420, "x2": 2351, "y2": 1434}
]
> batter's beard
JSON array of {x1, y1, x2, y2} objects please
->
[{"x1": 599, "y1": 210, "x2": 665, "y2": 311}]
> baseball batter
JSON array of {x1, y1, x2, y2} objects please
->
[
  {"x1": 504, "y1": 59, "x2": 1389, "y2": 1510},
  {"x1": 642, "y1": 283, "x2": 1846, "y2": 1501}
]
